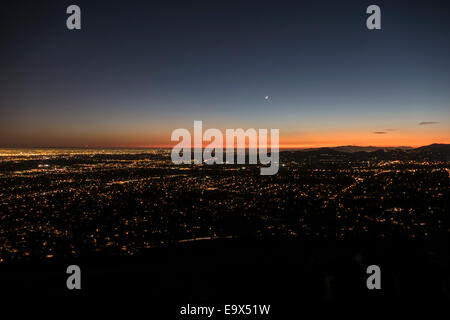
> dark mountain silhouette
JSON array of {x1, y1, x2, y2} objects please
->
[
  {"x1": 413, "y1": 143, "x2": 450, "y2": 153},
  {"x1": 300, "y1": 146, "x2": 413, "y2": 153},
  {"x1": 409, "y1": 144, "x2": 450, "y2": 161},
  {"x1": 281, "y1": 144, "x2": 450, "y2": 162}
]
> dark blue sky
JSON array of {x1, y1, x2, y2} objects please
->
[{"x1": 1, "y1": 0, "x2": 449, "y2": 147}]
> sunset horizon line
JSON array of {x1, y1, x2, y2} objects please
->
[{"x1": 1, "y1": 142, "x2": 448, "y2": 150}]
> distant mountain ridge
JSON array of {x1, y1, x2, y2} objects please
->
[
  {"x1": 413, "y1": 143, "x2": 450, "y2": 152},
  {"x1": 281, "y1": 144, "x2": 450, "y2": 162},
  {"x1": 299, "y1": 146, "x2": 414, "y2": 153}
]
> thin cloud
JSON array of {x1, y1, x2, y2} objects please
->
[
  {"x1": 373, "y1": 131, "x2": 387, "y2": 134},
  {"x1": 419, "y1": 121, "x2": 440, "y2": 125},
  {"x1": 385, "y1": 128, "x2": 397, "y2": 131}
]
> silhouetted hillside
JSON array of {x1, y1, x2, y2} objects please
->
[{"x1": 282, "y1": 144, "x2": 450, "y2": 162}]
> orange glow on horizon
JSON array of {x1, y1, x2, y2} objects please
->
[
  {"x1": 154, "y1": 130, "x2": 450, "y2": 149},
  {"x1": 2, "y1": 128, "x2": 448, "y2": 149}
]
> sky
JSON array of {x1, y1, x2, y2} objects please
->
[{"x1": 0, "y1": 0, "x2": 449, "y2": 148}]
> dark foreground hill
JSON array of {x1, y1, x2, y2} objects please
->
[{"x1": 1, "y1": 238, "x2": 449, "y2": 311}]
